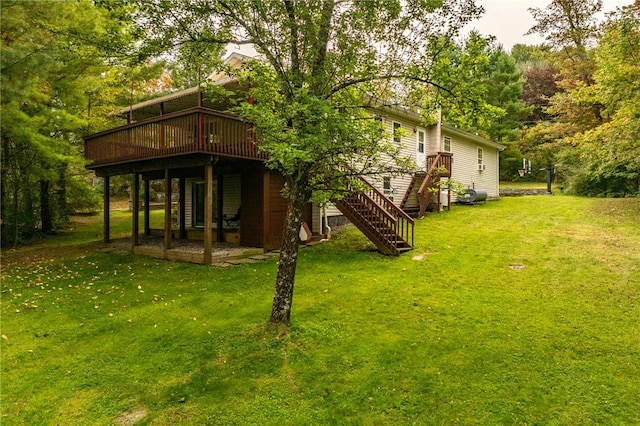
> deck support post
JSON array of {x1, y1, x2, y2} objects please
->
[
  {"x1": 103, "y1": 175, "x2": 110, "y2": 243},
  {"x1": 204, "y1": 163, "x2": 213, "y2": 265},
  {"x1": 216, "y1": 174, "x2": 224, "y2": 243},
  {"x1": 132, "y1": 172, "x2": 140, "y2": 249},
  {"x1": 179, "y1": 177, "x2": 186, "y2": 239},
  {"x1": 163, "y1": 169, "x2": 172, "y2": 259},
  {"x1": 144, "y1": 178, "x2": 150, "y2": 236}
]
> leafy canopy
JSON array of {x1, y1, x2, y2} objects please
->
[
  {"x1": 132, "y1": 0, "x2": 486, "y2": 196},
  {"x1": 130, "y1": 0, "x2": 488, "y2": 325}
]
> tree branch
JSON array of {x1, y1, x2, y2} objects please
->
[
  {"x1": 310, "y1": 0, "x2": 336, "y2": 91},
  {"x1": 330, "y1": 74, "x2": 456, "y2": 99},
  {"x1": 283, "y1": 0, "x2": 302, "y2": 90}
]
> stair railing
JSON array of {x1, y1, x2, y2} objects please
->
[
  {"x1": 416, "y1": 153, "x2": 444, "y2": 218},
  {"x1": 343, "y1": 177, "x2": 414, "y2": 252}
]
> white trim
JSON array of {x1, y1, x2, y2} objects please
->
[
  {"x1": 416, "y1": 128, "x2": 426, "y2": 170},
  {"x1": 442, "y1": 135, "x2": 452, "y2": 152},
  {"x1": 477, "y1": 147, "x2": 484, "y2": 170},
  {"x1": 442, "y1": 124, "x2": 506, "y2": 151}
]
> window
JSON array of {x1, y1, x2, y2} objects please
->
[
  {"x1": 417, "y1": 130, "x2": 425, "y2": 153},
  {"x1": 383, "y1": 177, "x2": 393, "y2": 201},
  {"x1": 477, "y1": 147, "x2": 484, "y2": 170},
  {"x1": 392, "y1": 122, "x2": 402, "y2": 143},
  {"x1": 442, "y1": 136, "x2": 452, "y2": 152}
]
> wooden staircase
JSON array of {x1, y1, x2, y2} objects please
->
[
  {"x1": 401, "y1": 153, "x2": 453, "y2": 218},
  {"x1": 334, "y1": 177, "x2": 414, "y2": 255},
  {"x1": 400, "y1": 171, "x2": 427, "y2": 216}
]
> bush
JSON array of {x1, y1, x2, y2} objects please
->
[{"x1": 67, "y1": 175, "x2": 101, "y2": 214}]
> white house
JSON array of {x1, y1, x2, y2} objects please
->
[{"x1": 315, "y1": 105, "x2": 505, "y2": 232}]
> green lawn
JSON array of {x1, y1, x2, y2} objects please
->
[{"x1": 2, "y1": 196, "x2": 639, "y2": 425}]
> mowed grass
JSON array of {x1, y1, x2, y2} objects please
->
[{"x1": 1, "y1": 196, "x2": 639, "y2": 425}]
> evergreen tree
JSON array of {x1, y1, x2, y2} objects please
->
[{"x1": 0, "y1": 0, "x2": 147, "y2": 246}]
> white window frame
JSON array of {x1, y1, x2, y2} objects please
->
[
  {"x1": 442, "y1": 136, "x2": 452, "y2": 153},
  {"x1": 477, "y1": 147, "x2": 484, "y2": 170},
  {"x1": 417, "y1": 129, "x2": 425, "y2": 153},
  {"x1": 383, "y1": 176, "x2": 393, "y2": 201}
]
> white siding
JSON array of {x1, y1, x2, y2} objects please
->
[
  {"x1": 373, "y1": 112, "x2": 422, "y2": 206},
  {"x1": 185, "y1": 173, "x2": 242, "y2": 228},
  {"x1": 313, "y1": 111, "x2": 502, "y2": 223},
  {"x1": 311, "y1": 203, "x2": 322, "y2": 234},
  {"x1": 318, "y1": 111, "x2": 431, "y2": 219},
  {"x1": 185, "y1": 178, "x2": 194, "y2": 228},
  {"x1": 324, "y1": 203, "x2": 342, "y2": 218},
  {"x1": 444, "y1": 129, "x2": 500, "y2": 198}
]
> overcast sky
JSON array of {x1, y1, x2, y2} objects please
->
[
  {"x1": 467, "y1": 0, "x2": 633, "y2": 50},
  {"x1": 227, "y1": 0, "x2": 634, "y2": 57}
]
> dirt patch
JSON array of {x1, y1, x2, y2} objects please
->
[
  {"x1": 70, "y1": 214, "x2": 100, "y2": 225},
  {"x1": 114, "y1": 408, "x2": 147, "y2": 425},
  {"x1": 411, "y1": 252, "x2": 431, "y2": 261},
  {"x1": 110, "y1": 196, "x2": 131, "y2": 211}
]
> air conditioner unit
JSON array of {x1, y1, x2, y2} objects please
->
[{"x1": 477, "y1": 164, "x2": 486, "y2": 171}]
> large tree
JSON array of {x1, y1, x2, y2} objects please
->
[
  {"x1": 526, "y1": 0, "x2": 602, "y2": 60},
  {"x1": 131, "y1": 0, "x2": 485, "y2": 325},
  {"x1": 426, "y1": 34, "x2": 530, "y2": 143},
  {"x1": 1, "y1": 1, "x2": 107, "y2": 245},
  {"x1": 518, "y1": 0, "x2": 603, "y2": 178},
  {"x1": 520, "y1": 0, "x2": 639, "y2": 195},
  {"x1": 559, "y1": 3, "x2": 640, "y2": 195}
]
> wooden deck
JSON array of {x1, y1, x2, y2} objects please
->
[{"x1": 85, "y1": 107, "x2": 267, "y2": 167}]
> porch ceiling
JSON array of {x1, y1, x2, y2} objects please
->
[{"x1": 120, "y1": 81, "x2": 244, "y2": 122}]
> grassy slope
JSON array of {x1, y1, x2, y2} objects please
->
[{"x1": 1, "y1": 196, "x2": 639, "y2": 425}]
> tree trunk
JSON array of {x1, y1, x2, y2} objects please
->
[
  {"x1": 24, "y1": 184, "x2": 35, "y2": 239},
  {"x1": 270, "y1": 178, "x2": 308, "y2": 325},
  {"x1": 0, "y1": 136, "x2": 8, "y2": 246},
  {"x1": 56, "y1": 168, "x2": 68, "y2": 224},
  {"x1": 40, "y1": 179, "x2": 52, "y2": 233},
  {"x1": 12, "y1": 172, "x2": 19, "y2": 248}
]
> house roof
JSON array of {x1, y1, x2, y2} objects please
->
[
  {"x1": 442, "y1": 124, "x2": 506, "y2": 151},
  {"x1": 118, "y1": 53, "x2": 251, "y2": 118}
]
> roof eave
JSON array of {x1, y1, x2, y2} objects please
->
[{"x1": 442, "y1": 124, "x2": 506, "y2": 151}]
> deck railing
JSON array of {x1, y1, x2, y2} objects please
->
[
  {"x1": 84, "y1": 107, "x2": 267, "y2": 166},
  {"x1": 426, "y1": 152, "x2": 452, "y2": 177}
]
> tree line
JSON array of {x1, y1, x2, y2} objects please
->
[{"x1": 1, "y1": 0, "x2": 162, "y2": 247}]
